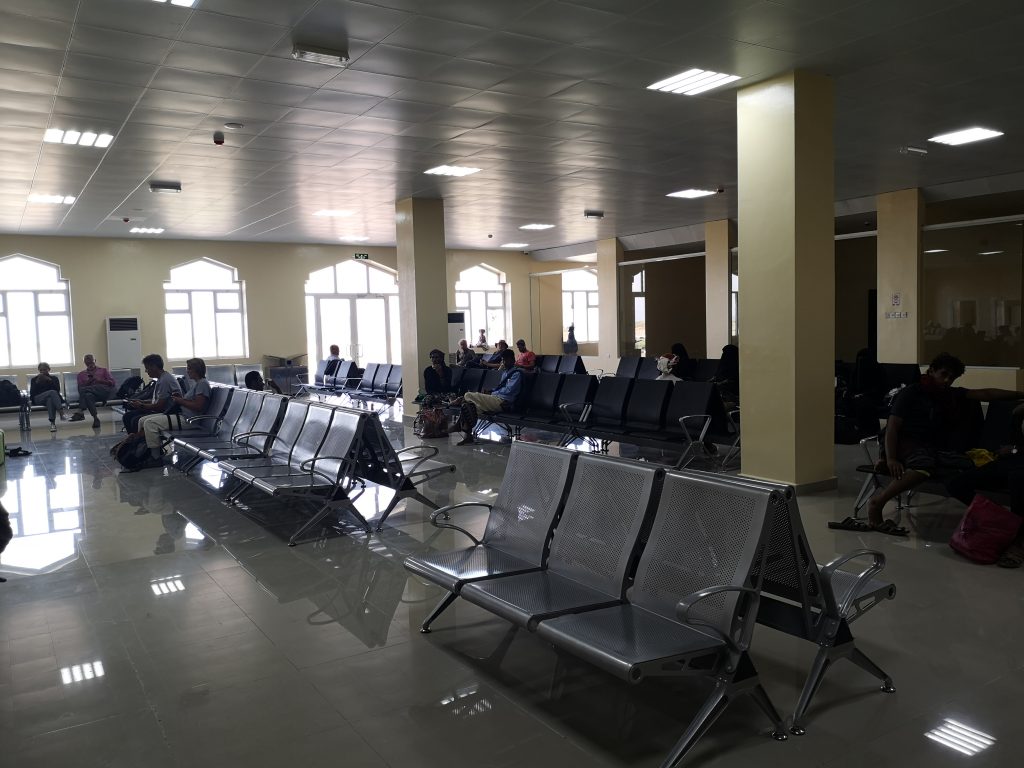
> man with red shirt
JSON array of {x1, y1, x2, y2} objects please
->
[{"x1": 514, "y1": 339, "x2": 536, "y2": 371}]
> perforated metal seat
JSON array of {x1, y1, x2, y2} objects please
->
[
  {"x1": 191, "y1": 394, "x2": 286, "y2": 463},
  {"x1": 220, "y1": 400, "x2": 318, "y2": 490},
  {"x1": 172, "y1": 390, "x2": 258, "y2": 472},
  {"x1": 404, "y1": 442, "x2": 576, "y2": 632},
  {"x1": 158, "y1": 386, "x2": 232, "y2": 442},
  {"x1": 459, "y1": 453, "x2": 660, "y2": 629}
]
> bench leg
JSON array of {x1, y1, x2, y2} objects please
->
[
  {"x1": 848, "y1": 647, "x2": 895, "y2": 693},
  {"x1": 790, "y1": 648, "x2": 833, "y2": 735},
  {"x1": 420, "y1": 592, "x2": 457, "y2": 634}
]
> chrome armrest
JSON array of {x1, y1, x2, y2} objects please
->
[
  {"x1": 396, "y1": 444, "x2": 440, "y2": 474},
  {"x1": 233, "y1": 429, "x2": 276, "y2": 447},
  {"x1": 428, "y1": 501, "x2": 494, "y2": 545},
  {"x1": 819, "y1": 549, "x2": 886, "y2": 617},
  {"x1": 557, "y1": 401, "x2": 591, "y2": 424},
  {"x1": 678, "y1": 414, "x2": 712, "y2": 441},
  {"x1": 859, "y1": 434, "x2": 880, "y2": 466},
  {"x1": 676, "y1": 585, "x2": 761, "y2": 652}
]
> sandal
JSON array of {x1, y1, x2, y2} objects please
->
[
  {"x1": 871, "y1": 519, "x2": 909, "y2": 537},
  {"x1": 5, "y1": 447, "x2": 32, "y2": 458},
  {"x1": 828, "y1": 516, "x2": 873, "y2": 532},
  {"x1": 997, "y1": 544, "x2": 1024, "y2": 569}
]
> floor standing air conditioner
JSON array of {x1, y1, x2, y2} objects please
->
[
  {"x1": 447, "y1": 312, "x2": 466, "y2": 354},
  {"x1": 106, "y1": 316, "x2": 142, "y2": 369}
]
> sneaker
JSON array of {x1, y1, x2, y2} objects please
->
[
  {"x1": 92, "y1": 418, "x2": 101, "y2": 429},
  {"x1": 69, "y1": 412, "x2": 85, "y2": 422},
  {"x1": 49, "y1": 422, "x2": 57, "y2": 432}
]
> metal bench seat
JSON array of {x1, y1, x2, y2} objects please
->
[
  {"x1": 458, "y1": 453, "x2": 661, "y2": 629},
  {"x1": 219, "y1": 400, "x2": 315, "y2": 490},
  {"x1": 157, "y1": 385, "x2": 233, "y2": 443},
  {"x1": 180, "y1": 394, "x2": 286, "y2": 465},
  {"x1": 405, "y1": 547, "x2": 542, "y2": 594}
]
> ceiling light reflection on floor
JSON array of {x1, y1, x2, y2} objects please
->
[
  {"x1": 150, "y1": 576, "x2": 186, "y2": 595},
  {"x1": 925, "y1": 718, "x2": 995, "y2": 756},
  {"x1": 60, "y1": 661, "x2": 105, "y2": 685}
]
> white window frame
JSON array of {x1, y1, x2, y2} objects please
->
[
  {"x1": 561, "y1": 269, "x2": 599, "y2": 343},
  {"x1": 163, "y1": 258, "x2": 249, "y2": 360},
  {"x1": 0, "y1": 253, "x2": 74, "y2": 367},
  {"x1": 455, "y1": 264, "x2": 511, "y2": 344}
]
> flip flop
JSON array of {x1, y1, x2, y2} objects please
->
[
  {"x1": 828, "y1": 516, "x2": 873, "y2": 532},
  {"x1": 871, "y1": 519, "x2": 909, "y2": 537},
  {"x1": 997, "y1": 544, "x2": 1024, "y2": 569},
  {"x1": 5, "y1": 447, "x2": 32, "y2": 458}
]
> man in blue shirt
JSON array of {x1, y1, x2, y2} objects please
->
[{"x1": 455, "y1": 349, "x2": 522, "y2": 445}]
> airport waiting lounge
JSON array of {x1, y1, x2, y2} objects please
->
[{"x1": 2, "y1": 1, "x2": 1024, "y2": 766}]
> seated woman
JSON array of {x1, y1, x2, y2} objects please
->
[
  {"x1": 713, "y1": 343, "x2": 739, "y2": 410},
  {"x1": 137, "y1": 358, "x2": 211, "y2": 469},
  {"x1": 30, "y1": 362, "x2": 64, "y2": 432},
  {"x1": 867, "y1": 352, "x2": 1024, "y2": 534},
  {"x1": 669, "y1": 342, "x2": 693, "y2": 379},
  {"x1": 422, "y1": 349, "x2": 452, "y2": 397}
]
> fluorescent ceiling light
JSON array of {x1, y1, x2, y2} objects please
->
[
  {"x1": 28, "y1": 193, "x2": 75, "y2": 205},
  {"x1": 131, "y1": 227, "x2": 165, "y2": 234},
  {"x1": 924, "y1": 718, "x2": 994, "y2": 757},
  {"x1": 44, "y1": 128, "x2": 115, "y2": 147},
  {"x1": 520, "y1": 223, "x2": 554, "y2": 230},
  {"x1": 152, "y1": 0, "x2": 198, "y2": 6},
  {"x1": 928, "y1": 127, "x2": 1003, "y2": 146},
  {"x1": 424, "y1": 165, "x2": 481, "y2": 177},
  {"x1": 979, "y1": 250, "x2": 1004, "y2": 255},
  {"x1": 667, "y1": 188, "x2": 717, "y2": 199},
  {"x1": 313, "y1": 209, "x2": 354, "y2": 217},
  {"x1": 292, "y1": 44, "x2": 350, "y2": 68},
  {"x1": 150, "y1": 181, "x2": 182, "y2": 194},
  {"x1": 501, "y1": 243, "x2": 529, "y2": 248},
  {"x1": 339, "y1": 235, "x2": 369, "y2": 241},
  {"x1": 648, "y1": 69, "x2": 741, "y2": 96},
  {"x1": 923, "y1": 249, "x2": 947, "y2": 253}
]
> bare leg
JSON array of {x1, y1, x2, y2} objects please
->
[{"x1": 866, "y1": 470, "x2": 927, "y2": 525}]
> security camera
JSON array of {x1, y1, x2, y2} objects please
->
[{"x1": 213, "y1": 131, "x2": 225, "y2": 146}]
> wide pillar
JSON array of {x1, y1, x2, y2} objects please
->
[
  {"x1": 596, "y1": 237, "x2": 623, "y2": 364},
  {"x1": 876, "y1": 189, "x2": 923, "y2": 364},
  {"x1": 705, "y1": 219, "x2": 734, "y2": 355},
  {"x1": 396, "y1": 197, "x2": 448, "y2": 413},
  {"x1": 737, "y1": 70, "x2": 835, "y2": 489}
]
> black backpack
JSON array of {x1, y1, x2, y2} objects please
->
[
  {"x1": 116, "y1": 376, "x2": 144, "y2": 399},
  {"x1": 0, "y1": 379, "x2": 20, "y2": 407},
  {"x1": 111, "y1": 434, "x2": 150, "y2": 471}
]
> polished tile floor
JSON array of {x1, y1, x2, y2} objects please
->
[{"x1": 1, "y1": 406, "x2": 1021, "y2": 767}]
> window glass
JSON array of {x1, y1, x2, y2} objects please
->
[
  {"x1": 163, "y1": 259, "x2": 248, "y2": 360},
  {"x1": 455, "y1": 265, "x2": 510, "y2": 345},
  {"x1": 561, "y1": 269, "x2": 599, "y2": 342},
  {"x1": 0, "y1": 255, "x2": 74, "y2": 366}
]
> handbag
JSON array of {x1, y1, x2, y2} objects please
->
[
  {"x1": 414, "y1": 407, "x2": 450, "y2": 439},
  {"x1": 950, "y1": 494, "x2": 1022, "y2": 564}
]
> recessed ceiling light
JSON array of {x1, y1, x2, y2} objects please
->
[
  {"x1": 667, "y1": 188, "x2": 717, "y2": 199},
  {"x1": 339, "y1": 235, "x2": 369, "y2": 242},
  {"x1": 313, "y1": 209, "x2": 354, "y2": 217},
  {"x1": 424, "y1": 165, "x2": 481, "y2": 177},
  {"x1": 501, "y1": 243, "x2": 529, "y2": 248},
  {"x1": 292, "y1": 44, "x2": 350, "y2": 68},
  {"x1": 44, "y1": 128, "x2": 114, "y2": 147},
  {"x1": 151, "y1": 0, "x2": 199, "y2": 7},
  {"x1": 979, "y1": 250, "x2": 1004, "y2": 255},
  {"x1": 924, "y1": 249, "x2": 947, "y2": 253},
  {"x1": 149, "y1": 181, "x2": 182, "y2": 194},
  {"x1": 223, "y1": 122, "x2": 244, "y2": 130},
  {"x1": 648, "y1": 68, "x2": 741, "y2": 96},
  {"x1": 28, "y1": 193, "x2": 75, "y2": 205},
  {"x1": 924, "y1": 718, "x2": 995, "y2": 757},
  {"x1": 130, "y1": 227, "x2": 165, "y2": 234},
  {"x1": 520, "y1": 223, "x2": 555, "y2": 230},
  {"x1": 928, "y1": 127, "x2": 1003, "y2": 146}
]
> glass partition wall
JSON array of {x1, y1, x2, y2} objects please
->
[{"x1": 921, "y1": 221, "x2": 1023, "y2": 366}]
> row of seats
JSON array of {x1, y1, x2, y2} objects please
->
[
  {"x1": 405, "y1": 444, "x2": 896, "y2": 763},
  {"x1": 164, "y1": 385, "x2": 448, "y2": 543},
  {"x1": 532, "y1": 353, "x2": 586, "y2": 374},
  {"x1": 298, "y1": 360, "x2": 402, "y2": 407},
  {"x1": 170, "y1": 363, "x2": 264, "y2": 388},
  {"x1": 613, "y1": 355, "x2": 721, "y2": 381},
  {"x1": 479, "y1": 372, "x2": 738, "y2": 467}
]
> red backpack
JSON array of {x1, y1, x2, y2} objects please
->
[{"x1": 950, "y1": 494, "x2": 1022, "y2": 564}]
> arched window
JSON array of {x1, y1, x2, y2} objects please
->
[
  {"x1": 164, "y1": 258, "x2": 248, "y2": 360},
  {"x1": 305, "y1": 260, "x2": 401, "y2": 366},
  {"x1": 561, "y1": 269, "x2": 599, "y2": 343},
  {"x1": 0, "y1": 254, "x2": 73, "y2": 367},
  {"x1": 455, "y1": 265, "x2": 509, "y2": 344}
]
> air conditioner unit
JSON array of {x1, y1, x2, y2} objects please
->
[
  {"x1": 447, "y1": 312, "x2": 466, "y2": 355},
  {"x1": 106, "y1": 316, "x2": 141, "y2": 369}
]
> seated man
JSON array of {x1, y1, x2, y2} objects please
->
[
  {"x1": 455, "y1": 339, "x2": 478, "y2": 368},
  {"x1": 137, "y1": 358, "x2": 211, "y2": 469},
  {"x1": 453, "y1": 349, "x2": 522, "y2": 445},
  {"x1": 423, "y1": 349, "x2": 452, "y2": 395},
  {"x1": 514, "y1": 338, "x2": 536, "y2": 372},
  {"x1": 866, "y1": 352, "x2": 1024, "y2": 534},
  {"x1": 71, "y1": 354, "x2": 116, "y2": 428},
  {"x1": 123, "y1": 353, "x2": 183, "y2": 433},
  {"x1": 480, "y1": 339, "x2": 509, "y2": 369},
  {"x1": 326, "y1": 344, "x2": 342, "y2": 362}
]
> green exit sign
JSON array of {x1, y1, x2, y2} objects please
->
[{"x1": 354, "y1": 253, "x2": 369, "y2": 260}]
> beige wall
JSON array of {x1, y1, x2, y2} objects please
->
[
  {"x1": 835, "y1": 237, "x2": 877, "y2": 361},
  {"x1": 876, "y1": 189, "x2": 923, "y2": 364},
  {"x1": 642, "y1": 256, "x2": 707, "y2": 359}
]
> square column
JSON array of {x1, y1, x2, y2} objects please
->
[
  {"x1": 396, "y1": 197, "x2": 448, "y2": 412},
  {"x1": 876, "y1": 188, "x2": 923, "y2": 363},
  {"x1": 737, "y1": 70, "x2": 835, "y2": 489},
  {"x1": 596, "y1": 237, "x2": 623, "y2": 363},
  {"x1": 705, "y1": 219, "x2": 734, "y2": 355}
]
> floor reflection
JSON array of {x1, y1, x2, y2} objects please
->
[{"x1": 0, "y1": 459, "x2": 83, "y2": 575}]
